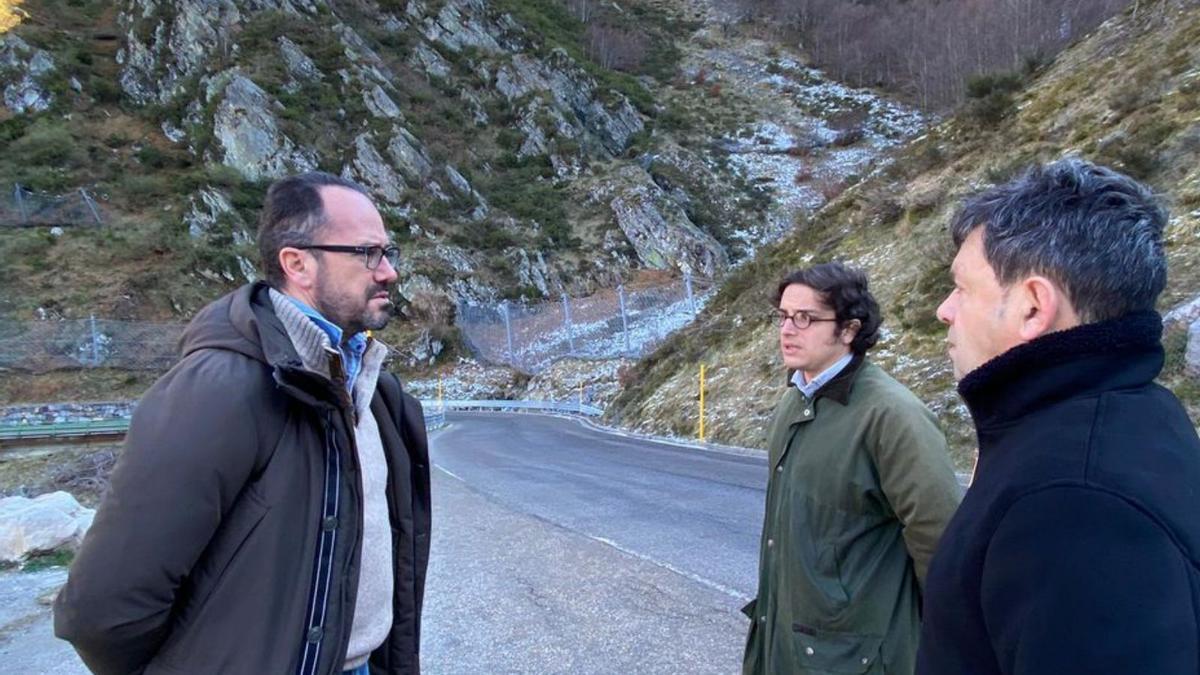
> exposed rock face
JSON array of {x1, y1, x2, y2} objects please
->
[
  {"x1": 1, "y1": 34, "x2": 55, "y2": 114},
  {"x1": 605, "y1": 166, "x2": 729, "y2": 277},
  {"x1": 210, "y1": 73, "x2": 317, "y2": 180},
  {"x1": 513, "y1": 248, "x2": 559, "y2": 296},
  {"x1": 364, "y1": 83, "x2": 404, "y2": 120},
  {"x1": 495, "y1": 52, "x2": 644, "y2": 156},
  {"x1": 119, "y1": 0, "x2": 322, "y2": 104},
  {"x1": 409, "y1": 42, "x2": 452, "y2": 80},
  {"x1": 278, "y1": 36, "x2": 322, "y2": 85},
  {"x1": 347, "y1": 133, "x2": 407, "y2": 204},
  {"x1": 444, "y1": 165, "x2": 489, "y2": 219},
  {"x1": 420, "y1": 0, "x2": 504, "y2": 54},
  {"x1": 386, "y1": 126, "x2": 434, "y2": 184},
  {"x1": 0, "y1": 492, "x2": 95, "y2": 564},
  {"x1": 184, "y1": 187, "x2": 236, "y2": 238}
]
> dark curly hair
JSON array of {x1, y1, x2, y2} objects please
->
[{"x1": 774, "y1": 262, "x2": 882, "y2": 355}]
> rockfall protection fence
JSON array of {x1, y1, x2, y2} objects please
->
[
  {"x1": 1, "y1": 184, "x2": 105, "y2": 227},
  {"x1": 0, "y1": 276, "x2": 713, "y2": 373},
  {"x1": 0, "y1": 317, "x2": 182, "y2": 372},
  {"x1": 457, "y1": 273, "x2": 714, "y2": 374}
]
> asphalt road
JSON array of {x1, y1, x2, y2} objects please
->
[
  {"x1": 421, "y1": 412, "x2": 768, "y2": 674},
  {"x1": 0, "y1": 412, "x2": 769, "y2": 674}
]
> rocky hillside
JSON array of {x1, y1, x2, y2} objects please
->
[
  {"x1": 608, "y1": 0, "x2": 1200, "y2": 468},
  {"x1": 0, "y1": 0, "x2": 926, "y2": 400},
  {"x1": 0, "y1": 0, "x2": 926, "y2": 402}
]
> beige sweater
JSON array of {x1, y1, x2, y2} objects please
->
[{"x1": 271, "y1": 291, "x2": 394, "y2": 670}]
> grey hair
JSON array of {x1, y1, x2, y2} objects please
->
[
  {"x1": 950, "y1": 158, "x2": 1167, "y2": 323},
  {"x1": 256, "y1": 171, "x2": 371, "y2": 287}
]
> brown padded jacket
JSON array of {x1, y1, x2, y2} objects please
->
[{"x1": 54, "y1": 282, "x2": 431, "y2": 675}]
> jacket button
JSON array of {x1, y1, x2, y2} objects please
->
[
  {"x1": 759, "y1": 616, "x2": 766, "y2": 623},
  {"x1": 805, "y1": 646, "x2": 814, "y2": 655},
  {"x1": 861, "y1": 657, "x2": 870, "y2": 665},
  {"x1": 803, "y1": 409, "x2": 811, "y2": 415},
  {"x1": 307, "y1": 626, "x2": 323, "y2": 643},
  {"x1": 767, "y1": 538, "x2": 774, "y2": 548},
  {"x1": 323, "y1": 516, "x2": 338, "y2": 532},
  {"x1": 775, "y1": 465, "x2": 783, "y2": 473}
]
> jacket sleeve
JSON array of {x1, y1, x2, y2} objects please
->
[
  {"x1": 869, "y1": 401, "x2": 962, "y2": 585},
  {"x1": 53, "y1": 352, "x2": 272, "y2": 675},
  {"x1": 981, "y1": 486, "x2": 1197, "y2": 675}
]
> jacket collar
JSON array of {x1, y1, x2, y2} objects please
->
[
  {"x1": 958, "y1": 310, "x2": 1164, "y2": 431},
  {"x1": 786, "y1": 354, "x2": 866, "y2": 406}
]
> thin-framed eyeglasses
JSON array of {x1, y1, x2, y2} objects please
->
[
  {"x1": 768, "y1": 309, "x2": 839, "y2": 329},
  {"x1": 296, "y1": 244, "x2": 400, "y2": 270}
]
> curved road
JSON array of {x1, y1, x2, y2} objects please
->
[
  {"x1": 421, "y1": 412, "x2": 767, "y2": 674},
  {"x1": 1, "y1": 412, "x2": 769, "y2": 674}
]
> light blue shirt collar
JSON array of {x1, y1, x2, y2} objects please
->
[
  {"x1": 791, "y1": 352, "x2": 853, "y2": 400},
  {"x1": 285, "y1": 297, "x2": 368, "y2": 392}
]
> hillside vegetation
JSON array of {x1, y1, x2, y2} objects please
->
[{"x1": 608, "y1": 0, "x2": 1200, "y2": 468}]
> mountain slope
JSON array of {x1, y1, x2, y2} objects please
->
[{"x1": 608, "y1": 0, "x2": 1200, "y2": 468}]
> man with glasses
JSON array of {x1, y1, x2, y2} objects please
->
[
  {"x1": 56, "y1": 172, "x2": 431, "y2": 675},
  {"x1": 743, "y1": 262, "x2": 960, "y2": 675}
]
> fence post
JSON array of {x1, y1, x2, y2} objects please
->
[
  {"x1": 698, "y1": 363, "x2": 706, "y2": 442},
  {"x1": 501, "y1": 302, "x2": 514, "y2": 364},
  {"x1": 617, "y1": 284, "x2": 630, "y2": 356},
  {"x1": 14, "y1": 183, "x2": 28, "y2": 224},
  {"x1": 561, "y1": 294, "x2": 575, "y2": 355},
  {"x1": 80, "y1": 188, "x2": 103, "y2": 225},
  {"x1": 684, "y1": 271, "x2": 695, "y2": 312}
]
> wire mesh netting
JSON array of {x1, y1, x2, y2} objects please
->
[
  {"x1": 457, "y1": 274, "x2": 714, "y2": 373},
  {"x1": 0, "y1": 184, "x2": 105, "y2": 227},
  {"x1": 2, "y1": 277, "x2": 713, "y2": 374},
  {"x1": 0, "y1": 318, "x2": 182, "y2": 372}
]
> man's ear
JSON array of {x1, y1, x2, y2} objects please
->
[
  {"x1": 1015, "y1": 275, "x2": 1078, "y2": 341},
  {"x1": 279, "y1": 247, "x2": 315, "y2": 290},
  {"x1": 839, "y1": 318, "x2": 861, "y2": 345}
]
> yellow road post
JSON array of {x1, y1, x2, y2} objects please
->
[{"x1": 699, "y1": 364, "x2": 706, "y2": 442}]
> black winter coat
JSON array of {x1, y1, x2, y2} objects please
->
[
  {"x1": 54, "y1": 283, "x2": 432, "y2": 675},
  {"x1": 917, "y1": 311, "x2": 1200, "y2": 675}
]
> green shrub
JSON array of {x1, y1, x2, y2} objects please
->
[
  {"x1": 89, "y1": 76, "x2": 122, "y2": 104},
  {"x1": 118, "y1": 174, "x2": 172, "y2": 208},
  {"x1": 12, "y1": 121, "x2": 79, "y2": 166},
  {"x1": 966, "y1": 72, "x2": 1023, "y2": 99}
]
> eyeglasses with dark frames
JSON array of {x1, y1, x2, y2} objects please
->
[
  {"x1": 297, "y1": 244, "x2": 400, "y2": 270},
  {"x1": 768, "y1": 309, "x2": 839, "y2": 329}
]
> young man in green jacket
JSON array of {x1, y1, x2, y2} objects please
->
[{"x1": 743, "y1": 262, "x2": 961, "y2": 675}]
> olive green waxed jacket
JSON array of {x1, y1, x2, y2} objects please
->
[{"x1": 743, "y1": 357, "x2": 961, "y2": 675}]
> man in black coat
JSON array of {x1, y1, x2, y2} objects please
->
[
  {"x1": 55, "y1": 173, "x2": 431, "y2": 675},
  {"x1": 917, "y1": 158, "x2": 1200, "y2": 674}
]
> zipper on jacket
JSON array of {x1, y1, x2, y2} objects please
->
[{"x1": 296, "y1": 410, "x2": 341, "y2": 675}]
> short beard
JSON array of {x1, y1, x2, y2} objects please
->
[{"x1": 314, "y1": 277, "x2": 393, "y2": 338}]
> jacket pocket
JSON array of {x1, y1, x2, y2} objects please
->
[
  {"x1": 791, "y1": 624, "x2": 883, "y2": 674},
  {"x1": 156, "y1": 487, "x2": 271, "y2": 666}
]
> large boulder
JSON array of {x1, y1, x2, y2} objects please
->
[{"x1": 0, "y1": 492, "x2": 95, "y2": 564}]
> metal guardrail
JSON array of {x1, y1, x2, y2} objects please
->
[
  {"x1": 0, "y1": 418, "x2": 130, "y2": 443},
  {"x1": 433, "y1": 399, "x2": 604, "y2": 417},
  {"x1": 0, "y1": 400, "x2": 599, "y2": 446}
]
